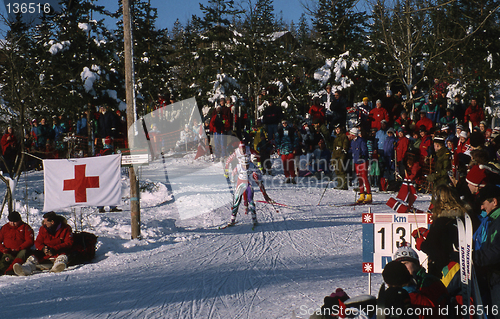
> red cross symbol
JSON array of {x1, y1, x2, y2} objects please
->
[{"x1": 63, "y1": 165, "x2": 99, "y2": 203}]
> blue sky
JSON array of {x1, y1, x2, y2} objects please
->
[
  {"x1": 128, "y1": 0, "x2": 312, "y2": 30},
  {"x1": 0, "y1": 0, "x2": 314, "y2": 32},
  {"x1": 0, "y1": 0, "x2": 371, "y2": 33}
]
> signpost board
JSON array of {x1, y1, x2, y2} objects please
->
[
  {"x1": 117, "y1": 149, "x2": 149, "y2": 167},
  {"x1": 362, "y1": 212, "x2": 432, "y2": 274}
]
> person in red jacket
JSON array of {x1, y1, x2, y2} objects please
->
[
  {"x1": 464, "y1": 97, "x2": 485, "y2": 128},
  {"x1": 209, "y1": 104, "x2": 231, "y2": 159},
  {"x1": 219, "y1": 96, "x2": 233, "y2": 130},
  {"x1": 396, "y1": 128, "x2": 410, "y2": 174},
  {"x1": 368, "y1": 99, "x2": 389, "y2": 130},
  {"x1": 1, "y1": 126, "x2": 18, "y2": 172},
  {"x1": 453, "y1": 131, "x2": 470, "y2": 173},
  {"x1": 419, "y1": 127, "x2": 433, "y2": 164},
  {"x1": 0, "y1": 211, "x2": 34, "y2": 275},
  {"x1": 394, "y1": 110, "x2": 413, "y2": 131},
  {"x1": 1, "y1": 126, "x2": 17, "y2": 154},
  {"x1": 13, "y1": 211, "x2": 74, "y2": 276},
  {"x1": 415, "y1": 110, "x2": 434, "y2": 132},
  {"x1": 308, "y1": 97, "x2": 326, "y2": 124}
]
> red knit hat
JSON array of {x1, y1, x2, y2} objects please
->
[{"x1": 466, "y1": 165, "x2": 488, "y2": 187}]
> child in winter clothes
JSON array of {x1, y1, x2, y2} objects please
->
[
  {"x1": 393, "y1": 245, "x2": 449, "y2": 318},
  {"x1": 382, "y1": 260, "x2": 440, "y2": 319}
]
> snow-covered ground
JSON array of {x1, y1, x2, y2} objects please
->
[{"x1": 0, "y1": 153, "x2": 431, "y2": 319}]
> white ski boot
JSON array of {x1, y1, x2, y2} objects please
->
[
  {"x1": 13, "y1": 255, "x2": 38, "y2": 276},
  {"x1": 50, "y1": 255, "x2": 68, "y2": 273}
]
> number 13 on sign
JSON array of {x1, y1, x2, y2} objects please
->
[{"x1": 363, "y1": 211, "x2": 432, "y2": 274}]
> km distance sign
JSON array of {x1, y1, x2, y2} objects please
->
[{"x1": 362, "y1": 211, "x2": 432, "y2": 274}]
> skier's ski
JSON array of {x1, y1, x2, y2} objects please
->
[
  {"x1": 464, "y1": 214, "x2": 473, "y2": 308},
  {"x1": 456, "y1": 217, "x2": 467, "y2": 305},
  {"x1": 331, "y1": 201, "x2": 383, "y2": 207},
  {"x1": 457, "y1": 214, "x2": 473, "y2": 310},
  {"x1": 219, "y1": 221, "x2": 239, "y2": 229}
]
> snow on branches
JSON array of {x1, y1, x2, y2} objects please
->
[
  {"x1": 208, "y1": 73, "x2": 240, "y2": 105},
  {"x1": 81, "y1": 65, "x2": 101, "y2": 94},
  {"x1": 314, "y1": 51, "x2": 369, "y2": 92},
  {"x1": 48, "y1": 40, "x2": 70, "y2": 55}
]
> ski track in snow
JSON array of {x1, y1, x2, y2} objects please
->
[{"x1": 0, "y1": 155, "x2": 432, "y2": 319}]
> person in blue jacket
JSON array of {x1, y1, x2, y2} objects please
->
[
  {"x1": 348, "y1": 127, "x2": 372, "y2": 204},
  {"x1": 474, "y1": 185, "x2": 500, "y2": 316}
]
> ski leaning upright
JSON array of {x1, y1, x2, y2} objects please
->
[{"x1": 456, "y1": 214, "x2": 486, "y2": 319}]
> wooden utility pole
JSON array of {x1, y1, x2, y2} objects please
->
[{"x1": 123, "y1": 0, "x2": 141, "y2": 239}]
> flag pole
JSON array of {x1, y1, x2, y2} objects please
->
[{"x1": 123, "y1": 0, "x2": 140, "y2": 239}]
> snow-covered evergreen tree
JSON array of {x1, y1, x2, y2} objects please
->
[
  {"x1": 42, "y1": 1, "x2": 117, "y2": 116},
  {"x1": 115, "y1": 0, "x2": 170, "y2": 116},
  {"x1": 312, "y1": 0, "x2": 368, "y2": 59},
  {"x1": 193, "y1": 0, "x2": 243, "y2": 107}
]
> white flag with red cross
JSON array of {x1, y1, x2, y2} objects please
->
[{"x1": 43, "y1": 154, "x2": 121, "y2": 211}]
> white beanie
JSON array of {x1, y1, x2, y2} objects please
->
[
  {"x1": 393, "y1": 245, "x2": 419, "y2": 263},
  {"x1": 350, "y1": 127, "x2": 359, "y2": 136}
]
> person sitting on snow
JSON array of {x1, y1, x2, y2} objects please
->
[
  {"x1": 0, "y1": 211, "x2": 34, "y2": 275},
  {"x1": 14, "y1": 212, "x2": 74, "y2": 276},
  {"x1": 225, "y1": 141, "x2": 272, "y2": 227}
]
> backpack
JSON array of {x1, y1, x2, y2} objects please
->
[{"x1": 70, "y1": 231, "x2": 98, "y2": 265}]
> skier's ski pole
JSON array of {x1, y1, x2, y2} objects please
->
[
  {"x1": 268, "y1": 200, "x2": 281, "y2": 214},
  {"x1": 318, "y1": 179, "x2": 331, "y2": 205},
  {"x1": 353, "y1": 189, "x2": 357, "y2": 210},
  {"x1": 0, "y1": 195, "x2": 6, "y2": 218},
  {"x1": 394, "y1": 146, "x2": 399, "y2": 181}
]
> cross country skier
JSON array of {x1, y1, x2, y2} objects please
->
[
  {"x1": 224, "y1": 141, "x2": 271, "y2": 227},
  {"x1": 225, "y1": 140, "x2": 260, "y2": 173}
]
